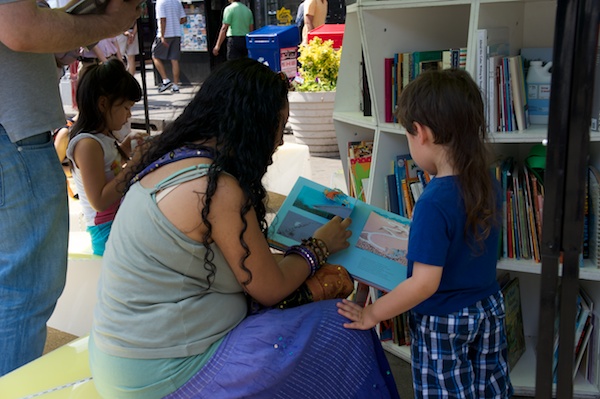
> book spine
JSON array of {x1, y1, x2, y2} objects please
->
[
  {"x1": 476, "y1": 29, "x2": 488, "y2": 99},
  {"x1": 387, "y1": 174, "x2": 400, "y2": 214},
  {"x1": 361, "y1": 51, "x2": 372, "y2": 117},
  {"x1": 451, "y1": 48, "x2": 459, "y2": 69},
  {"x1": 384, "y1": 57, "x2": 394, "y2": 123},
  {"x1": 402, "y1": 52, "x2": 411, "y2": 89},
  {"x1": 393, "y1": 53, "x2": 400, "y2": 122},
  {"x1": 401, "y1": 178, "x2": 413, "y2": 218},
  {"x1": 459, "y1": 47, "x2": 467, "y2": 70}
]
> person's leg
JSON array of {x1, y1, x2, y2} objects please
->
[
  {"x1": 410, "y1": 311, "x2": 477, "y2": 399},
  {"x1": 164, "y1": 300, "x2": 400, "y2": 399},
  {"x1": 0, "y1": 127, "x2": 68, "y2": 376},
  {"x1": 172, "y1": 59, "x2": 180, "y2": 85},
  {"x1": 228, "y1": 36, "x2": 248, "y2": 60},
  {"x1": 152, "y1": 56, "x2": 168, "y2": 81},
  {"x1": 152, "y1": 37, "x2": 173, "y2": 92},
  {"x1": 87, "y1": 221, "x2": 113, "y2": 256},
  {"x1": 471, "y1": 292, "x2": 513, "y2": 398}
]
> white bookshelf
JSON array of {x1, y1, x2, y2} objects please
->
[{"x1": 333, "y1": 0, "x2": 600, "y2": 396}]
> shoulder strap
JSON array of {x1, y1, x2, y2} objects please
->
[{"x1": 131, "y1": 146, "x2": 214, "y2": 184}]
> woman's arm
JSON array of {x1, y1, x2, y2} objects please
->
[
  {"x1": 0, "y1": 0, "x2": 140, "y2": 53},
  {"x1": 155, "y1": 171, "x2": 352, "y2": 306}
]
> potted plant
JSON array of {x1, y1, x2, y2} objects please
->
[{"x1": 288, "y1": 37, "x2": 342, "y2": 158}]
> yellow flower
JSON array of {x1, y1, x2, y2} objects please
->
[{"x1": 293, "y1": 37, "x2": 341, "y2": 92}]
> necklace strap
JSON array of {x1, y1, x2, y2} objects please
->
[{"x1": 131, "y1": 146, "x2": 214, "y2": 184}]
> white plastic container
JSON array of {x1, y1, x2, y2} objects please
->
[{"x1": 527, "y1": 61, "x2": 552, "y2": 124}]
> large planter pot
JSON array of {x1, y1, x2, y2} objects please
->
[{"x1": 287, "y1": 91, "x2": 340, "y2": 158}]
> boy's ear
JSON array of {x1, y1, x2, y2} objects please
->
[{"x1": 412, "y1": 122, "x2": 431, "y2": 144}]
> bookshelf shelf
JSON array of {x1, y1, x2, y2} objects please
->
[
  {"x1": 498, "y1": 259, "x2": 600, "y2": 281},
  {"x1": 331, "y1": 111, "x2": 375, "y2": 128},
  {"x1": 333, "y1": 0, "x2": 600, "y2": 396}
]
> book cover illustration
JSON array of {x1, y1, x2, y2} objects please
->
[
  {"x1": 268, "y1": 177, "x2": 411, "y2": 292},
  {"x1": 348, "y1": 141, "x2": 373, "y2": 202}
]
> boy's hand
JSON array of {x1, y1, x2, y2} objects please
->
[{"x1": 337, "y1": 299, "x2": 378, "y2": 330}]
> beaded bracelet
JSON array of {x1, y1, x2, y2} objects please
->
[
  {"x1": 284, "y1": 245, "x2": 319, "y2": 276},
  {"x1": 301, "y1": 237, "x2": 330, "y2": 266}
]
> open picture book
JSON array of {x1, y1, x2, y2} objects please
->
[{"x1": 268, "y1": 177, "x2": 411, "y2": 292}]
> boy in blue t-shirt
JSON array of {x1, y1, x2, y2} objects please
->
[{"x1": 337, "y1": 69, "x2": 513, "y2": 398}]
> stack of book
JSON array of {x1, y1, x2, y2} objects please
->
[
  {"x1": 497, "y1": 157, "x2": 544, "y2": 262},
  {"x1": 383, "y1": 48, "x2": 467, "y2": 123},
  {"x1": 476, "y1": 27, "x2": 532, "y2": 132},
  {"x1": 386, "y1": 153, "x2": 430, "y2": 218}
]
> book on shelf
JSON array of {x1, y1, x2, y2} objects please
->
[
  {"x1": 488, "y1": 55, "x2": 504, "y2": 133},
  {"x1": 390, "y1": 48, "x2": 465, "y2": 100},
  {"x1": 502, "y1": 57, "x2": 515, "y2": 132},
  {"x1": 508, "y1": 55, "x2": 530, "y2": 131},
  {"x1": 348, "y1": 141, "x2": 373, "y2": 202},
  {"x1": 476, "y1": 27, "x2": 509, "y2": 131},
  {"x1": 573, "y1": 288, "x2": 594, "y2": 379},
  {"x1": 386, "y1": 174, "x2": 400, "y2": 215},
  {"x1": 522, "y1": 166, "x2": 541, "y2": 262},
  {"x1": 499, "y1": 273, "x2": 526, "y2": 371},
  {"x1": 267, "y1": 177, "x2": 411, "y2": 292},
  {"x1": 393, "y1": 53, "x2": 402, "y2": 122},
  {"x1": 360, "y1": 51, "x2": 372, "y2": 117},
  {"x1": 394, "y1": 153, "x2": 427, "y2": 218},
  {"x1": 497, "y1": 157, "x2": 544, "y2": 262},
  {"x1": 384, "y1": 57, "x2": 394, "y2": 123},
  {"x1": 412, "y1": 50, "x2": 443, "y2": 78},
  {"x1": 476, "y1": 27, "x2": 509, "y2": 110},
  {"x1": 551, "y1": 287, "x2": 595, "y2": 382},
  {"x1": 402, "y1": 52, "x2": 413, "y2": 90},
  {"x1": 459, "y1": 47, "x2": 467, "y2": 70}
]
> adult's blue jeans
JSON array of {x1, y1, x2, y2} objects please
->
[{"x1": 0, "y1": 125, "x2": 68, "y2": 376}]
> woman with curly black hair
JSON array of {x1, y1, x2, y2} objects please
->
[{"x1": 88, "y1": 58, "x2": 400, "y2": 399}]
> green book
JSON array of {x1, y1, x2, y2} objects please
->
[{"x1": 412, "y1": 50, "x2": 443, "y2": 78}]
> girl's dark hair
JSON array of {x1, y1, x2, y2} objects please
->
[
  {"x1": 70, "y1": 58, "x2": 142, "y2": 140},
  {"x1": 395, "y1": 68, "x2": 497, "y2": 245},
  {"x1": 126, "y1": 58, "x2": 289, "y2": 287}
]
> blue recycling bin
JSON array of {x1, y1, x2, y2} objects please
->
[{"x1": 246, "y1": 25, "x2": 300, "y2": 78}]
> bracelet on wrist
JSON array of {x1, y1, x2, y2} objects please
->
[
  {"x1": 284, "y1": 245, "x2": 319, "y2": 276},
  {"x1": 301, "y1": 237, "x2": 330, "y2": 266}
]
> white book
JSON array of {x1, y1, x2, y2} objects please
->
[{"x1": 478, "y1": 27, "x2": 509, "y2": 132}]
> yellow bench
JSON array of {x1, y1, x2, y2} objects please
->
[{"x1": 0, "y1": 336, "x2": 101, "y2": 398}]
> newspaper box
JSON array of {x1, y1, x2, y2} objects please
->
[
  {"x1": 246, "y1": 25, "x2": 300, "y2": 78},
  {"x1": 307, "y1": 24, "x2": 345, "y2": 49}
]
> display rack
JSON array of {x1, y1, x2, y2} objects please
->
[{"x1": 333, "y1": 0, "x2": 600, "y2": 396}]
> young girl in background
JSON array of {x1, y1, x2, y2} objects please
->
[
  {"x1": 337, "y1": 69, "x2": 513, "y2": 398},
  {"x1": 67, "y1": 58, "x2": 143, "y2": 256}
]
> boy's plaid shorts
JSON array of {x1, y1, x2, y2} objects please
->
[{"x1": 409, "y1": 290, "x2": 513, "y2": 398}]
